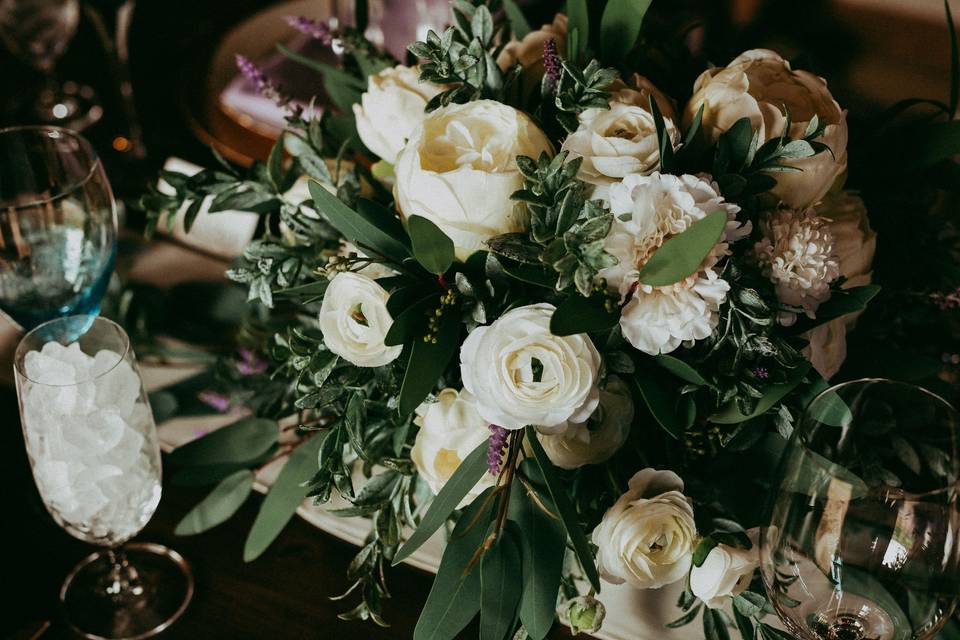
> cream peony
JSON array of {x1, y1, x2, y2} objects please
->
[
  {"x1": 459, "y1": 303, "x2": 601, "y2": 430},
  {"x1": 755, "y1": 209, "x2": 840, "y2": 319},
  {"x1": 690, "y1": 529, "x2": 760, "y2": 609},
  {"x1": 411, "y1": 388, "x2": 496, "y2": 506},
  {"x1": 496, "y1": 13, "x2": 567, "y2": 91},
  {"x1": 592, "y1": 468, "x2": 697, "y2": 589},
  {"x1": 684, "y1": 49, "x2": 848, "y2": 209},
  {"x1": 394, "y1": 100, "x2": 553, "y2": 260},
  {"x1": 562, "y1": 75, "x2": 679, "y2": 188},
  {"x1": 803, "y1": 192, "x2": 876, "y2": 378},
  {"x1": 352, "y1": 65, "x2": 443, "y2": 164},
  {"x1": 600, "y1": 172, "x2": 749, "y2": 355},
  {"x1": 318, "y1": 272, "x2": 401, "y2": 367},
  {"x1": 538, "y1": 377, "x2": 633, "y2": 470}
]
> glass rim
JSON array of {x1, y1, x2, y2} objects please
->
[
  {"x1": 0, "y1": 125, "x2": 102, "y2": 212},
  {"x1": 807, "y1": 377, "x2": 958, "y2": 418},
  {"x1": 15, "y1": 315, "x2": 132, "y2": 388}
]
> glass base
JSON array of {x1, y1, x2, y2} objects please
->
[{"x1": 60, "y1": 543, "x2": 194, "y2": 640}]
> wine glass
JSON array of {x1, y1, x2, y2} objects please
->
[
  {"x1": 761, "y1": 379, "x2": 960, "y2": 640},
  {"x1": 0, "y1": 126, "x2": 117, "y2": 331},
  {"x1": 0, "y1": 0, "x2": 103, "y2": 129},
  {"x1": 15, "y1": 315, "x2": 193, "y2": 639}
]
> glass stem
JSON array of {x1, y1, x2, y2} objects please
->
[{"x1": 103, "y1": 545, "x2": 144, "y2": 603}]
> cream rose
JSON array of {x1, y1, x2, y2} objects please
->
[
  {"x1": 411, "y1": 388, "x2": 496, "y2": 506},
  {"x1": 690, "y1": 529, "x2": 760, "y2": 609},
  {"x1": 459, "y1": 303, "x2": 601, "y2": 431},
  {"x1": 538, "y1": 377, "x2": 633, "y2": 469},
  {"x1": 684, "y1": 49, "x2": 848, "y2": 209},
  {"x1": 496, "y1": 13, "x2": 567, "y2": 93},
  {"x1": 562, "y1": 75, "x2": 679, "y2": 188},
  {"x1": 352, "y1": 65, "x2": 443, "y2": 164},
  {"x1": 394, "y1": 100, "x2": 553, "y2": 260},
  {"x1": 318, "y1": 272, "x2": 401, "y2": 367},
  {"x1": 592, "y1": 468, "x2": 696, "y2": 589},
  {"x1": 803, "y1": 192, "x2": 877, "y2": 378}
]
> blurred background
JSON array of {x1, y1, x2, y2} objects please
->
[{"x1": 0, "y1": 0, "x2": 957, "y2": 204}]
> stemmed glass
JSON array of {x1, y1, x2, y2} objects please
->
[
  {"x1": 761, "y1": 379, "x2": 960, "y2": 640},
  {"x1": 15, "y1": 315, "x2": 193, "y2": 639},
  {"x1": 0, "y1": 126, "x2": 117, "y2": 331}
]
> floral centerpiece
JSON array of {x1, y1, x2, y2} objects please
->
[{"x1": 140, "y1": 1, "x2": 960, "y2": 638}]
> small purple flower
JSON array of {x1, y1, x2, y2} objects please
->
[
  {"x1": 199, "y1": 390, "x2": 232, "y2": 413},
  {"x1": 754, "y1": 367, "x2": 770, "y2": 380},
  {"x1": 236, "y1": 348, "x2": 268, "y2": 376},
  {"x1": 285, "y1": 15, "x2": 334, "y2": 45},
  {"x1": 487, "y1": 425, "x2": 508, "y2": 475},
  {"x1": 235, "y1": 54, "x2": 301, "y2": 117},
  {"x1": 542, "y1": 39, "x2": 561, "y2": 94}
]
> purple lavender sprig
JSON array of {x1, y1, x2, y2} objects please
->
[
  {"x1": 236, "y1": 348, "x2": 268, "y2": 376},
  {"x1": 285, "y1": 15, "x2": 334, "y2": 45},
  {"x1": 487, "y1": 425, "x2": 509, "y2": 475},
  {"x1": 542, "y1": 38, "x2": 562, "y2": 94},
  {"x1": 235, "y1": 54, "x2": 302, "y2": 118},
  {"x1": 754, "y1": 367, "x2": 770, "y2": 380}
]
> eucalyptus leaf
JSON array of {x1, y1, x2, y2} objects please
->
[
  {"x1": 480, "y1": 529, "x2": 522, "y2": 640},
  {"x1": 174, "y1": 470, "x2": 253, "y2": 535},
  {"x1": 655, "y1": 354, "x2": 709, "y2": 386},
  {"x1": 549, "y1": 293, "x2": 618, "y2": 336},
  {"x1": 634, "y1": 368, "x2": 687, "y2": 439},
  {"x1": 566, "y1": 0, "x2": 589, "y2": 62},
  {"x1": 168, "y1": 417, "x2": 278, "y2": 467},
  {"x1": 408, "y1": 215, "x2": 455, "y2": 274},
  {"x1": 637, "y1": 211, "x2": 727, "y2": 287},
  {"x1": 397, "y1": 310, "x2": 460, "y2": 417},
  {"x1": 600, "y1": 0, "x2": 652, "y2": 63},
  {"x1": 502, "y1": 0, "x2": 531, "y2": 38}
]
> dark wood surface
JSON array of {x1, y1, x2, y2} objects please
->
[{"x1": 7, "y1": 385, "x2": 543, "y2": 640}]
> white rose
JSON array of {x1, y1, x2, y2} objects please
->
[
  {"x1": 562, "y1": 75, "x2": 679, "y2": 188},
  {"x1": 538, "y1": 377, "x2": 633, "y2": 469},
  {"x1": 684, "y1": 49, "x2": 848, "y2": 209},
  {"x1": 318, "y1": 272, "x2": 401, "y2": 367},
  {"x1": 690, "y1": 529, "x2": 760, "y2": 609},
  {"x1": 592, "y1": 468, "x2": 697, "y2": 589},
  {"x1": 460, "y1": 303, "x2": 600, "y2": 430},
  {"x1": 600, "y1": 172, "x2": 749, "y2": 355},
  {"x1": 411, "y1": 388, "x2": 496, "y2": 507},
  {"x1": 496, "y1": 13, "x2": 567, "y2": 93},
  {"x1": 803, "y1": 192, "x2": 877, "y2": 378},
  {"x1": 394, "y1": 100, "x2": 553, "y2": 260},
  {"x1": 352, "y1": 65, "x2": 443, "y2": 164}
]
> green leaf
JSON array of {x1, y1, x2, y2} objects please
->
[
  {"x1": 600, "y1": 0, "x2": 652, "y2": 64},
  {"x1": 637, "y1": 211, "x2": 727, "y2": 287},
  {"x1": 480, "y1": 529, "x2": 522, "y2": 640},
  {"x1": 267, "y1": 134, "x2": 285, "y2": 191},
  {"x1": 711, "y1": 362, "x2": 811, "y2": 424},
  {"x1": 384, "y1": 292, "x2": 440, "y2": 347},
  {"x1": 244, "y1": 433, "x2": 327, "y2": 561},
  {"x1": 703, "y1": 608, "x2": 730, "y2": 640},
  {"x1": 655, "y1": 354, "x2": 709, "y2": 386},
  {"x1": 791, "y1": 285, "x2": 880, "y2": 334},
  {"x1": 394, "y1": 440, "x2": 491, "y2": 565},
  {"x1": 171, "y1": 445, "x2": 278, "y2": 487},
  {"x1": 634, "y1": 367, "x2": 688, "y2": 439},
  {"x1": 498, "y1": 259, "x2": 556, "y2": 289},
  {"x1": 174, "y1": 470, "x2": 253, "y2": 535},
  {"x1": 732, "y1": 607, "x2": 755, "y2": 640},
  {"x1": 509, "y1": 462, "x2": 566, "y2": 640},
  {"x1": 308, "y1": 181, "x2": 411, "y2": 264},
  {"x1": 277, "y1": 44, "x2": 364, "y2": 112},
  {"x1": 525, "y1": 426, "x2": 601, "y2": 593},
  {"x1": 502, "y1": 0, "x2": 531, "y2": 38},
  {"x1": 692, "y1": 536, "x2": 718, "y2": 567},
  {"x1": 903, "y1": 120, "x2": 960, "y2": 169},
  {"x1": 566, "y1": 0, "x2": 589, "y2": 62},
  {"x1": 759, "y1": 624, "x2": 796, "y2": 640},
  {"x1": 665, "y1": 603, "x2": 702, "y2": 629},
  {"x1": 409, "y1": 215, "x2": 455, "y2": 274},
  {"x1": 549, "y1": 293, "x2": 618, "y2": 336},
  {"x1": 168, "y1": 417, "x2": 278, "y2": 466},
  {"x1": 397, "y1": 309, "x2": 460, "y2": 416},
  {"x1": 413, "y1": 488, "x2": 495, "y2": 640}
]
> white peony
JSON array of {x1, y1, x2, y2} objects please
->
[
  {"x1": 690, "y1": 529, "x2": 760, "y2": 609},
  {"x1": 755, "y1": 209, "x2": 840, "y2": 319},
  {"x1": 803, "y1": 192, "x2": 876, "y2": 378},
  {"x1": 352, "y1": 65, "x2": 443, "y2": 164},
  {"x1": 459, "y1": 303, "x2": 601, "y2": 431},
  {"x1": 600, "y1": 172, "x2": 748, "y2": 355},
  {"x1": 411, "y1": 388, "x2": 496, "y2": 507},
  {"x1": 684, "y1": 49, "x2": 848, "y2": 209},
  {"x1": 592, "y1": 468, "x2": 697, "y2": 590},
  {"x1": 318, "y1": 272, "x2": 402, "y2": 367},
  {"x1": 538, "y1": 377, "x2": 633, "y2": 470},
  {"x1": 394, "y1": 100, "x2": 553, "y2": 260},
  {"x1": 562, "y1": 75, "x2": 679, "y2": 188}
]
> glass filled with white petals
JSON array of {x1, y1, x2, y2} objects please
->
[{"x1": 15, "y1": 315, "x2": 192, "y2": 640}]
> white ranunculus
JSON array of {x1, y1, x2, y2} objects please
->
[
  {"x1": 352, "y1": 65, "x2": 443, "y2": 164},
  {"x1": 690, "y1": 528, "x2": 760, "y2": 609},
  {"x1": 460, "y1": 303, "x2": 601, "y2": 431},
  {"x1": 496, "y1": 13, "x2": 567, "y2": 92},
  {"x1": 600, "y1": 172, "x2": 749, "y2": 355},
  {"x1": 411, "y1": 388, "x2": 496, "y2": 506},
  {"x1": 318, "y1": 272, "x2": 401, "y2": 367},
  {"x1": 394, "y1": 100, "x2": 553, "y2": 260},
  {"x1": 684, "y1": 49, "x2": 848, "y2": 209},
  {"x1": 562, "y1": 75, "x2": 679, "y2": 188},
  {"x1": 538, "y1": 377, "x2": 633, "y2": 469},
  {"x1": 803, "y1": 192, "x2": 876, "y2": 378},
  {"x1": 592, "y1": 468, "x2": 697, "y2": 589}
]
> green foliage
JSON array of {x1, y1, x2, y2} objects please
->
[
  {"x1": 175, "y1": 470, "x2": 254, "y2": 535},
  {"x1": 554, "y1": 60, "x2": 618, "y2": 132},
  {"x1": 480, "y1": 528, "x2": 522, "y2": 640},
  {"x1": 501, "y1": 0, "x2": 530, "y2": 38},
  {"x1": 168, "y1": 417, "x2": 278, "y2": 466},
  {"x1": 600, "y1": 0, "x2": 652, "y2": 64},
  {"x1": 637, "y1": 211, "x2": 728, "y2": 287},
  {"x1": 408, "y1": 215, "x2": 456, "y2": 275},
  {"x1": 565, "y1": 0, "x2": 589, "y2": 63}
]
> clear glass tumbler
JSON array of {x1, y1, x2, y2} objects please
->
[{"x1": 15, "y1": 315, "x2": 193, "y2": 639}]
